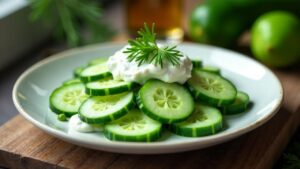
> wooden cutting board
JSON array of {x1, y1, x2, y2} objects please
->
[{"x1": 0, "y1": 61, "x2": 300, "y2": 169}]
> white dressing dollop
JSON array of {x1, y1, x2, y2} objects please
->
[
  {"x1": 69, "y1": 114, "x2": 103, "y2": 133},
  {"x1": 107, "y1": 45, "x2": 193, "y2": 84}
]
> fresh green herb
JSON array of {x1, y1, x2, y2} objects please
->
[
  {"x1": 30, "y1": 0, "x2": 114, "y2": 46},
  {"x1": 283, "y1": 154, "x2": 300, "y2": 169},
  {"x1": 275, "y1": 130, "x2": 300, "y2": 169},
  {"x1": 58, "y1": 114, "x2": 67, "y2": 121},
  {"x1": 123, "y1": 23, "x2": 182, "y2": 68},
  {"x1": 282, "y1": 141, "x2": 300, "y2": 169}
]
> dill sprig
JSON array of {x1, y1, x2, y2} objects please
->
[
  {"x1": 123, "y1": 23, "x2": 182, "y2": 68},
  {"x1": 29, "y1": 0, "x2": 114, "y2": 46}
]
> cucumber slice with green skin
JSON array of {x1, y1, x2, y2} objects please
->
[
  {"x1": 169, "y1": 104, "x2": 223, "y2": 137},
  {"x1": 50, "y1": 83, "x2": 89, "y2": 117},
  {"x1": 74, "y1": 67, "x2": 85, "y2": 78},
  {"x1": 80, "y1": 63, "x2": 111, "y2": 83},
  {"x1": 88, "y1": 57, "x2": 108, "y2": 66},
  {"x1": 85, "y1": 76, "x2": 136, "y2": 96},
  {"x1": 192, "y1": 60, "x2": 203, "y2": 68},
  {"x1": 137, "y1": 80, "x2": 194, "y2": 124},
  {"x1": 78, "y1": 92, "x2": 135, "y2": 124},
  {"x1": 104, "y1": 109, "x2": 162, "y2": 142},
  {"x1": 63, "y1": 78, "x2": 81, "y2": 85},
  {"x1": 199, "y1": 65, "x2": 221, "y2": 75},
  {"x1": 222, "y1": 91, "x2": 250, "y2": 115},
  {"x1": 188, "y1": 70, "x2": 237, "y2": 107}
]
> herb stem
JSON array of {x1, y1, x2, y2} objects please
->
[{"x1": 124, "y1": 23, "x2": 182, "y2": 68}]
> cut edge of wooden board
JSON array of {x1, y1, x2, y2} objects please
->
[
  {"x1": 0, "y1": 107, "x2": 298, "y2": 169},
  {"x1": 256, "y1": 108, "x2": 300, "y2": 169}
]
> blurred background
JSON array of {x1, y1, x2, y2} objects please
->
[{"x1": 0, "y1": 0, "x2": 299, "y2": 168}]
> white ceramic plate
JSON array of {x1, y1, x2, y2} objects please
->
[{"x1": 13, "y1": 42, "x2": 283, "y2": 154}]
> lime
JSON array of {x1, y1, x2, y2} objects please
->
[
  {"x1": 251, "y1": 11, "x2": 300, "y2": 67},
  {"x1": 188, "y1": 3, "x2": 246, "y2": 47}
]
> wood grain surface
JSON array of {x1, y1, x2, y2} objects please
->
[{"x1": 0, "y1": 68, "x2": 299, "y2": 169}]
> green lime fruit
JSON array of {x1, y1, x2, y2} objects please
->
[
  {"x1": 188, "y1": 3, "x2": 246, "y2": 47},
  {"x1": 251, "y1": 11, "x2": 300, "y2": 67}
]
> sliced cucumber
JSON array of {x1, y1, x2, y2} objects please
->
[
  {"x1": 88, "y1": 57, "x2": 108, "y2": 66},
  {"x1": 222, "y1": 91, "x2": 250, "y2": 115},
  {"x1": 199, "y1": 65, "x2": 221, "y2": 74},
  {"x1": 104, "y1": 109, "x2": 162, "y2": 142},
  {"x1": 188, "y1": 70, "x2": 237, "y2": 107},
  {"x1": 78, "y1": 92, "x2": 134, "y2": 124},
  {"x1": 80, "y1": 63, "x2": 111, "y2": 83},
  {"x1": 137, "y1": 80, "x2": 194, "y2": 124},
  {"x1": 74, "y1": 66, "x2": 85, "y2": 78},
  {"x1": 50, "y1": 83, "x2": 89, "y2": 117},
  {"x1": 63, "y1": 78, "x2": 81, "y2": 85},
  {"x1": 169, "y1": 104, "x2": 223, "y2": 137},
  {"x1": 192, "y1": 60, "x2": 203, "y2": 68},
  {"x1": 85, "y1": 76, "x2": 136, "y2": 96}
]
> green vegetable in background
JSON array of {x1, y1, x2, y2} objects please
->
[
  {"x1": 188, "y1": 0, "x2": 300, "y2": 47},
  {"x1": 251, "y1": 11, "x2": 300, "y2": 67},
  {"x1": 30, "y1": 0, "x2": 114, "y2": 46},
  {"x1": 189, "y1": 2, "x2": 247, "y2": 47}
]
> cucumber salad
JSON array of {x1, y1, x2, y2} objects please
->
[{"x1": 49, "y1": 24, "x2": 250, "y2": 142}]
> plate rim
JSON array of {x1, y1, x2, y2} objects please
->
[{"x1": 12, "y1": 42, "x2": 283, "y2": 152}]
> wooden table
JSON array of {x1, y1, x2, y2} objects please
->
[{"x1": 0, "y1": 50, "x2": 300, "y2": 169}]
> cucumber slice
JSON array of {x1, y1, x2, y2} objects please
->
[
  {"x1": 137, "y1": 80, "x2": 194, "y2": 124},
  {"x1": 188, "y1": 70, "x2": 237, "y2": 107},
  {"x1": 80, "y1": 63, "x2": 111, "y2": 83},
  {"x1": 222, "y1": 91, "x2": 250, "y2": 115},
  {"x1": 104, "y1": 109, "x2": 162, "y2": 142},
  {"x1": 88, "y1": 57, "x2": 108, "y2": 66},
  {"x1": 199, "y1": 65, "x2": 221, "y2": 74},
  {"x1": 74, "y1": 66, "x2": 85, "y2": 78},
  {"x1": 78, "y1": 92, "x2": 134, "y2": 124},
  {"x1": 169, "y1": 104, "x2": 223, "y2": 137},
  {"x1": 85, "y1": 76, "x2": 136, "y2": 96},
  {"x1": 192, "y1": 60, "x2": 203, "y2": 68},
  {"x1": 50, "y1": 83, "x2": 89, "y2": 117},
  {"x1": 63, "y1": 78, "x2": 81, "y2": 85}
]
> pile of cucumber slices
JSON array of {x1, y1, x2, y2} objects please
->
[{"x1": 49, "y1": 57, "x2": 250, "y2": 142}]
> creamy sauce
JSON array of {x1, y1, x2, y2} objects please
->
[
  {"x1": 107, "y1": 45, "x2": 193, "y2": 84},
  {"x1": 69, "y1": 114, "x2": 103, "y2": 132}
]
